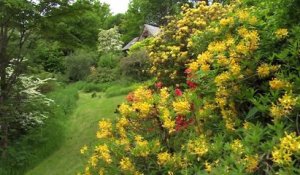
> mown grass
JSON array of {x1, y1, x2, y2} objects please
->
[
  {"x1": 0, "y1": 81, "x2": 137, "y2": 175},
  {"x1": 0, "y1": 82, "x2": 81, "y2": 175},
  {"x1": 26, "y1": 93, "x2": 125, "y2": 175}
]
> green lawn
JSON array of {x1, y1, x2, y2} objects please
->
[{"x1": 26, "y1": 93, "x2": 125, "y2": 175}]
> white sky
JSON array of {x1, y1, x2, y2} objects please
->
[{"x1": 101, "y1": 0, "x2": 130, "y2": 14}]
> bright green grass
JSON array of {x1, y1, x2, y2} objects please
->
[{"x1": 26, "y1": 93, "x2": 125, "y2": 175}]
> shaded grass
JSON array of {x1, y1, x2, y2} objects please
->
[
  {"x1": 105, "y1": 83, "x2": 139, "y2": 97},
  {"x1": 26, "y1": 93, "x2": 126, "y2": 175},
  {"x1": 0, "y1": 82, "x2": 81, "y2": 175}
]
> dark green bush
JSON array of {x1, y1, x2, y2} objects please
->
[
  {"x1": 120, "y1": 49, "x2": 151, "y2": 81},
  {"x1": 83, "y1": 83, "x2": 110, "y2": 93},
  {"x1": 64, "y1": 50, "x2": 96, "y2": 81},
  {"x1": 98, "y1": 52, "x2": 122, "y2": 69},
  {"x1": 87, "y1": 67, "x2": 119, "y2": 83},
  {"x1": 29, "y1": 40, "x2": 65, "y2": 73}
]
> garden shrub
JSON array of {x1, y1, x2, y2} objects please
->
[
  {"x1": 64, "y1": 50, "x2": 96, "y2": 81},
  {"x1": 83, "y1": 83, "x2": 110, "y2": 93},
  {"x1": 120, "y1": 49, "x2": 151, "y2": 81},
  {"x1": 87, "y1": 67, "x2": 119, "y2": 84},
  {"x1": 97, "y1": 52, "x2": 121, "y2": 69},
  {"x1": 80, "y1": 1, "x2": 300, "y2": 175},
  {"x1": 29, "y1": 40, "x2": 65, "y2": 73}
]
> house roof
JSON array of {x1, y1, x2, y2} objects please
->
[
  {"x1": 122, "y1": 37, "x2": 139, "y2": 51},
  {"x1": 122, "y1": 24, "x2": 161, "y2": 51},
  {"x1": 143, "y1": 24, "x2": 160, "y2": 36}
]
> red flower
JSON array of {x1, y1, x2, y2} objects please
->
[
  {"x1": 175, "y1": 115, "x2": 192, "y2": 131},
  {"x1": 184, "y1": 68, "x2": 192, "y2": 74},
  {"x1": 175, "y1": 88, "x2": 183, "y2": 96},
  {"x1": 155, "y1": 81, "x2": 163, "y2": 89},
  {"x1": 126, "y1": 92, "x2": 134, "y2": 102},
  {"x1": 187, "y1": 80, "x2": 197, "y2": 89}
]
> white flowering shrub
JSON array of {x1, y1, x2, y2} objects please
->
[
  {"x1": 97, "y1": 26, "x2": 123, "y2": 54},
  {"x1": 3, "y1": 61, "x2": 54, "y2": 130}
]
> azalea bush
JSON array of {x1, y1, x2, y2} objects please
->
[{"x1": 80, "y1": 0, "x2": 300, "y2": 174}]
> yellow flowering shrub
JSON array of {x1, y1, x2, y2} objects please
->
[{"x1": 80, "y1": 1, "x2": 300, "y2": 174}]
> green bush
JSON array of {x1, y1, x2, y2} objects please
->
[
  {"x1": 0, "y1": 83, "x2": 80, "y2": 174},
  {"x1": 87, "y1": 67, "x2": 119, "y2": 83},
  {"x1": 29, "y1": 40, "x2": 65, "y2": 73},
  {"x1": 98, "y1": 52, "x2": 121, "y2": 69},
  {"x1": 82, "y1": 83, "x2": 110, "y2": 93},
  {"x1": 65, "y1": 50, "x2": 96, "y2": 81},
  {"x1": 120, "y1": 49, "x2": 151, "y2": 81}
]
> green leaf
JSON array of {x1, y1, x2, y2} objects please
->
[{"x1": 246, "y1": 107, "x2": 259, "y2": 119}]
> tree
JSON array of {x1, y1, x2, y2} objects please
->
[
  {"x1": 0, "y1": 0, "x2": 40, "y2": 157},
  {"x1": 97, "y1": 26, "x2": 123, "y2": 54},
  {"x1": 120, "y1": 0, "x2": 190, "y2": 43},
  {"x1": 39, "y1": 0, "x2": 111, "y2": 52}
]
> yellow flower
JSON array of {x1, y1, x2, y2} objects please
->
[
  {"x1": 204, "y1": 161, "x2": 212, "y2": 173},
  {"x1": 173, "y1": 99, "x2": 190, "y2": 115},
  {"x1": 237, "y1": 27, "x2": 249, "y2": 36},
  {"x1": 279, "y1": 92, "x2": 297, "y2": 111},
  {"x1": 197, "y1": 51, "x2": 213, "y2": 65},
  {"x1": 270, "y1": 104, "x2": 285, "y2": 119},
  {"x1": 249, "y1": 16, "x2": 258, "y2": 25},
  {"x1": 244, "y1": 155, "x2": 259, "y2": 173},
  {"x1": 230, "y1": 139, "x2": 244, "y2": 154},
  {"x1": 80, "y1": 145, "x2": 88, "y2": 154},
  {"x1": 217, "y1": 55, "x2": 229, "y2": 66},
  {"x1": 134, "y1": 87, "x2": 152, "y2": 102},
  {"x1": 220, "y1": 17, "x2": 234, "y2": 26},
  {"x1": 236, "y1": 42, "x2": 249, "y2": 54},
  {"x1": 98, "y1": 168, "x2": 105, "y2": 175},
  {"x1": 95, "y1": 144, "x2": 112, "y2": 164},
  {"x1": 229, "y1": 63, "x2": 241, "y2": 76},
  {"x1": 269, "y1": 78, "x2": 286, "y2": 90},
  {"x1": 257, "y1": 64, "x2": 270, "y2": 78},
  {"x1": 275, "y1": 28, "x2": 288, "y2": 39},
  {"x1": 162, "y1": 118, "x2": 176, "y2": 133},
  {"x1": 188, "y1": 61, "x2": 199, "y2": 72},
  {"x1": 157, "y1": 152, "x2": 172, "y2": 165},
  {"x1": 160, "y1": 87, "x2": 170, "y2": 104},
  {"x1": 120, "y1": 157, "x2": 135, "y2": 172},
  {"x1": 237, "y1": 11, "x2": 249, "y2": 21},
  {"x1": 208, "y1": 41, "x2": 227, "y2": 53},
  {"x1": 214, "y1": 71, "x2": 231, "y2": 86},
  {"x1": 116, "y1": 117, "x2": 129, "y2": 128},
  {"x1": 132, "y1": 102, "x2": 152, "y2": 117},
  {"x1": 200, "y1": 63, "x2": 211, "y2": 72},
  {"x1": 89, "y1": 155, "x2": 98, "y2": 167},
  {"x1": 133, "y1": 135, "x2": 150, "y2": 157},
  {"x1": 272, "y1": 132, "x2": 300, "y2": 165},
  {"x1": 270, "y1": 92, "x2": 297, "y2": 120},
  {"x1": 96, "y1": 120, "x2": 112, "y2": 139},
  {"x1": 187, "y1": 135, "x2": 208, "y2": 157},
  {"x1": 119, "y1": 103, "x2": 133, "y2": 117}
]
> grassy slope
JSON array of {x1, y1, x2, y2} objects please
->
[{"x1": 26, "y1": 93, "x2": 125, "y2": 175}]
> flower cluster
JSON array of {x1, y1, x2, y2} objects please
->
[
  {"x1": 272, "y1": 132, "x2": 300, "y2": 165},
  {"x1": 80, "y1": 1, "x2": 300, "y2": 174}
]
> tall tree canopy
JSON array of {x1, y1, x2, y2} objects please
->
[
  {"x1": 39, "y1": 0, "x2": 111, "y2": 52},
  {"x1": 121, "y1": 0, "x2": 190, "y2": 43}
]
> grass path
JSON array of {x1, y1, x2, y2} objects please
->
[{"x1": 27, "y1": 93, "x2": 125, "y2": 175}]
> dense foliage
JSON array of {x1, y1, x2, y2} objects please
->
[{"x1": 80, "y1": 1, "x2": 300, "y2": 174}]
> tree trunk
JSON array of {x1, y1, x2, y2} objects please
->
[
  {"x1": 1, "y1": 122, "x2": 8, "y2": 158},
  {"x1": 0, "y1": 24, "x2": 10, "y2": 158}
]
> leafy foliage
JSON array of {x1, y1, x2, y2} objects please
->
[
  {"x1": 64, "y1": 50, "x2": 95, "y2": 81},
  {"x1": 97, "y1": 27, "x2": 123, "y2": 54},
  {"x1": 80, "y1": 1, "x2": 300, "y2": 175},
  {"x1": 120, "y1": 49, "x2": 151, "y2": 81}
]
